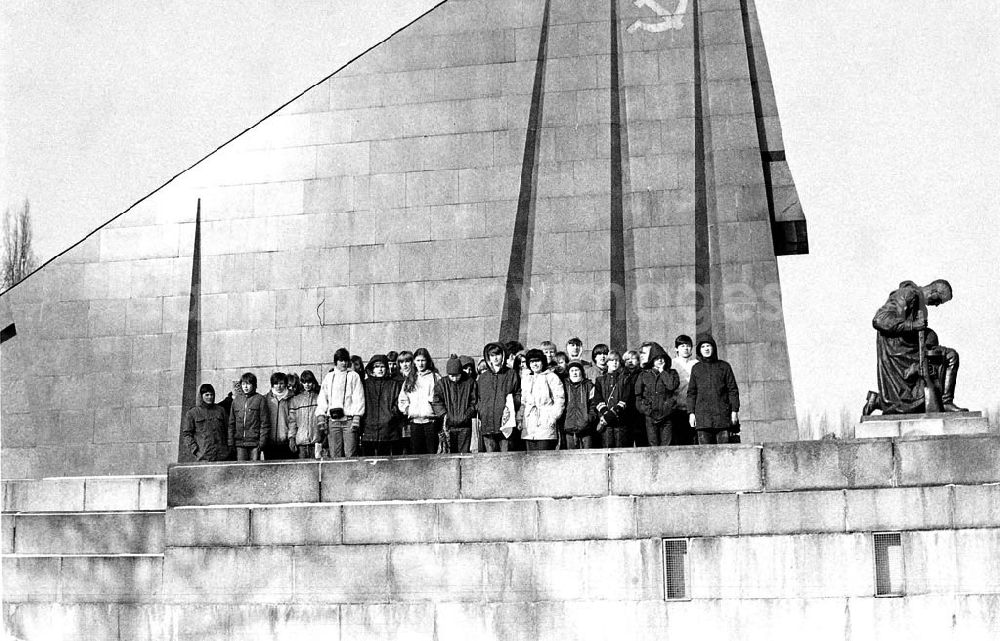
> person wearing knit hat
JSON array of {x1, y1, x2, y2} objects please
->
[
  {"x1": 432, "y1": 354, "x2": 478, "y2": 453},
  {"x1": 181, "y1": 382, "x2": 230, "y2": 462},
  {"x1": 361, "y1": 354, "x2": 404, "y2": 456},
  {"x1": 563, "y1": 361, "x2": 598, "y2": 449}
]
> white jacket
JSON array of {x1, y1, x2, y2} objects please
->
[
  {"x1": 398, "y1": 370, "x2": 439, "y2": 422},
  {"x1": 316, "y1": 369, "x2": 365, "y2": 418},
  {"x1": 520, "y1": 370, "x2": 565, "y2": 440}
]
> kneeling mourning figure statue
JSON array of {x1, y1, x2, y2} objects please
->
[{"x1": 863, "y1": 279, "x2": 967, "y2": 416}]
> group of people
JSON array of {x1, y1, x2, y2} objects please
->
[{"x1": 181, "y1": 334, "x2": 741, "y2": 462}]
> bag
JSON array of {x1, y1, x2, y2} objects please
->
[
  {"x1": 329, "y1": 407, "x2": 345, "y2": 420},
  {"x1": 501, "y1": 394, "x2": 516, "y2": 439}
]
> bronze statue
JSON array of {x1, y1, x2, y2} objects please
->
[{"x1": 862, "y1": 279, "x2": 967, "y2": 415}]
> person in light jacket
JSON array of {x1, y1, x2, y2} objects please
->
[
  {"x1": 316, "y1": 348, "x2": 366, "y2": 457},
  {"x1": 288, "y1": 370, "x2": 323, "y2": 459},
  {"x1": 397, "y1": 347, "x2": 441, "y2": 455},
  {"x1": 520, "y1": 349, "x2": 565, "y2": 451}
]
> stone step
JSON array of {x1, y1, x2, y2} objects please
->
[
  {"x1": 156, "y1": 529, "x2": 1000, "y2": 605},
  {"x1": 164, "y1": 482, "x2": 1000, "y2": 548},
  {"x1": 167, "y1": 435, "x2": 1000, "y2": 507},
  {"x1": 2, "y1": 475, "x2": 167, "y2": 513},
  {"x1": 2, "y1": 554, "x2": 163, "y2": 604},
  {"x1": 4, "y1": 512, "x2": 165, "y2": 555}
]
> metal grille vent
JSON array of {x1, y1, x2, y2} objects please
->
[
  {"x1": 874, "y1": 532, "x2": 904, "y2": 596},
  {"x1": 663, "y1": 539, "x2": 689, "y2": 600}
]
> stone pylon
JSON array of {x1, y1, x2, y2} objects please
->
[{"x1": 0, "y1": 0, "x2": 807, "y2": 478}]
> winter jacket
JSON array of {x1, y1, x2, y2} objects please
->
[
  {"x1": 228, "y1": 391, "x2": 270, "y2": 449},
  {"x1": 265, "y1": 390, "x2": 294, "y2": 443},
  {"x1": 672, "y1": 354, "x2": 698, "y2": 410},
  {"x1": 288, "y1": 390, "x2": 322, "y2": 446},
  {"x1": 432, "y1": 374, "x2": 478, "y2": 429},
  {"x1": 182, "y1": 400, "x2": 229, "y2": 461},
  {"x1": 316, "y1": 369, "x2": 366, "y2": 419},
  {"x1": 563, "y1": 378, "x2": 597, "y2": 435},
  {"x1": 398, "y1": 370, "x2": 440, "y2": 422},
  {"x1": 635, "y1": 342, "x2": 680, "y2": 425},
  {"x1": 687, "y1": 335, "x2": 740, "y2": 430},
  {"x1": 362, "y1": 375, "x2": 404, "y2": 442},
  {"x1": 520, "y1": 370, "x2": 565, "y2": 441},
  {"x1": 594, "y1": 368, "x2": 631, "y2": 428},
  {"x1": 476, "y1": 342, "x2": 521, "y2": 435}
]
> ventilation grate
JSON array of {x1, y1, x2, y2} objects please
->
[
  {"x1": 874, "y1": 532, "x2": 904, "y2": 596},
  {"x1": 663, "y1": 538, "x2": 689, "y2": 600}
]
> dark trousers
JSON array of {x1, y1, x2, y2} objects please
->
[
  {"x1": 565, "y1": 433, "x2": 594, "y2": 449},
  {"x1": 448, "y1": 427, "x2": 472, "y2": 453},
  {"x1": 670, "y1": 409, "x2": 694, "y2": 445},
  {"x1": 646, "y1": 420, "x2": 674, "y2": 446},
  {"x1": 361, "y1": 441, "x2": 399, "y2": 456},
  {"x1": 295, "y1": 443, "x2": 320, "y2": 459},
  {"x1": 235, "y1": 446, "x2": 259, "y2": 461},
  {"x1": 483, "y1": 429, "x2": 521, "y2": 453},
  {"x1": 263, "y1": 440, "x2": 295, "y2": 460},
  {"x1": 696, "y1": 429, "x2": 733, "y2": 445},
  {"x1": 604, "y1": 426, "x2": 634, "y2": 448},
  {"x1": 409, "y1": 421, "x2": 439, "y2": 455},
  {"x1": 525, "y1": 439, "x2": 557, "y2": 451}
]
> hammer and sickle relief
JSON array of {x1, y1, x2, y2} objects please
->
[{"x1": 626, "y1": 0, "x2": 689, "y2": 33}]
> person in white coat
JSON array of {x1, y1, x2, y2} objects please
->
[
  {"x1": 316, "y1": 347, "x2": 365, "y2": 457},
  {"x1": 520, "y1": 349, "x2": 565, "y2": 451}
]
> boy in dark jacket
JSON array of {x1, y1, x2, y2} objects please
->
[
  {"x1": 182, "y1": 384, "x2": 230, "y2": 461},
  {"x1": 594, "y1": 351, "x2": 633, "y2": 448},
  {"x1": 228, "y1": 372, "x2": 270, "y2": 461},
  {"x1": 477, "y1": 342, "x2": 522, "y2": 453},
  {"x1": 563, "y1": 362, "x2": 598, "y2": 449},
  {"x1": 433, "y1": 356, "x2": 479, "y2": 453},
  {"x1": 361, "y1": 354, "x2": 404, "y2": 456},
  {"x1": 635, "y1": 342, "x2": 681, "y2": 446},
  {"x1": 687, "y1": 335, "x2": 740, "y2": 444}
]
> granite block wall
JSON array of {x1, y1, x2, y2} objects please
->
[{"x1": 0, "y1": 0, "x2": 807, "y2": 479}]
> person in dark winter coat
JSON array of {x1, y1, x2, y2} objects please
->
[
  {"x1": 563, "y1": 362, "x2": 598, "y2": 449},
  {"x1": 687, "y1": 335, "x2": 740, "y2": 444},
  {"x1": 182, "y1": 384, "x2": 230, "y2": 461},
  {"x1": 477, "y1": 342, "x2": 522, "y2": 452},
  {"x1": 634, "y1": 342, "x2": 681, "y2": 446},
  {"x1": 361, "y1": 354, "x2": 404, "y2": 456},
  {"x1": 594, "y1": 351, "x2": 633, "y2": 448},
  {"x1": 228, "y1": 372, "x2": 271, "y2": 461},
  {"x1": 264, "y1": 372, "x2": 296, "y2": 460},
  {"x1": 433, "y1": 356, "x2": 479, "y2": 453}
]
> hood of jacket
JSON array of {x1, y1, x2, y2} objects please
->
[
  {"x1": 696, "y1": 335, "x2": 719, "y2": 362},
  {"x1": 482, "y1": 341, "x2": 510, "y2": 374},
  {"x1": 642, "y1": 342, "x2": 669, "y2": 369}
]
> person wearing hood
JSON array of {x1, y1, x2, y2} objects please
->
[
  {"x1": 432, "y1": 356, "x2": 479, "y2": 453},
  {"x1": 594, "y1": 351, "x2": 634, "y2": 448},
  {"x1": 521, "y1": 349, "x2": 566, "y2": 451},
  {"x1": 477, "y1": 342, "x2": 522, "y2": 452},
  {"x1": 288, "y1": 370, "x2": 323, "y2": 459},
  {"x1": 563, "y1": 362, "x2": 598, "y2": 449},
  {"x1": 360, "y1": 354, "x2": 404, "y2": 456},
  {"x1": 182, "y1": 383, "x2": 231, "y2": 461},
  {"x1": 634, "y1": 341, "x2": 681, "y2": 446},
  {"x1": 687, "y1": 335, "x2": 740, "y2": 444}
]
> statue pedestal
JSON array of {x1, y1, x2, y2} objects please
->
[{"x1": 855, "y1": 411, "x2": 991, "y2": 439}]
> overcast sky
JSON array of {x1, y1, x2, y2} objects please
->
[{"x1": 2, "y1": 0, "x2": 998, "y2": 424}]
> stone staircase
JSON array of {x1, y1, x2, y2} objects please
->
[{"x1": 4, "y1": 436, "x2": 1000, "y2": 640}]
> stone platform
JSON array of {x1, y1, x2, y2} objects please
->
[
  {"x1": 855, "y1": 411, "x2": 991, "y2": 439},
  {"x1": 4, "y1": 436, "x2": 1000, "y2": 640}
]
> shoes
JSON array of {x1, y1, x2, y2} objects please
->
[{"x1": 942, "y1": 402, "x2": 968, "y2": 412}]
